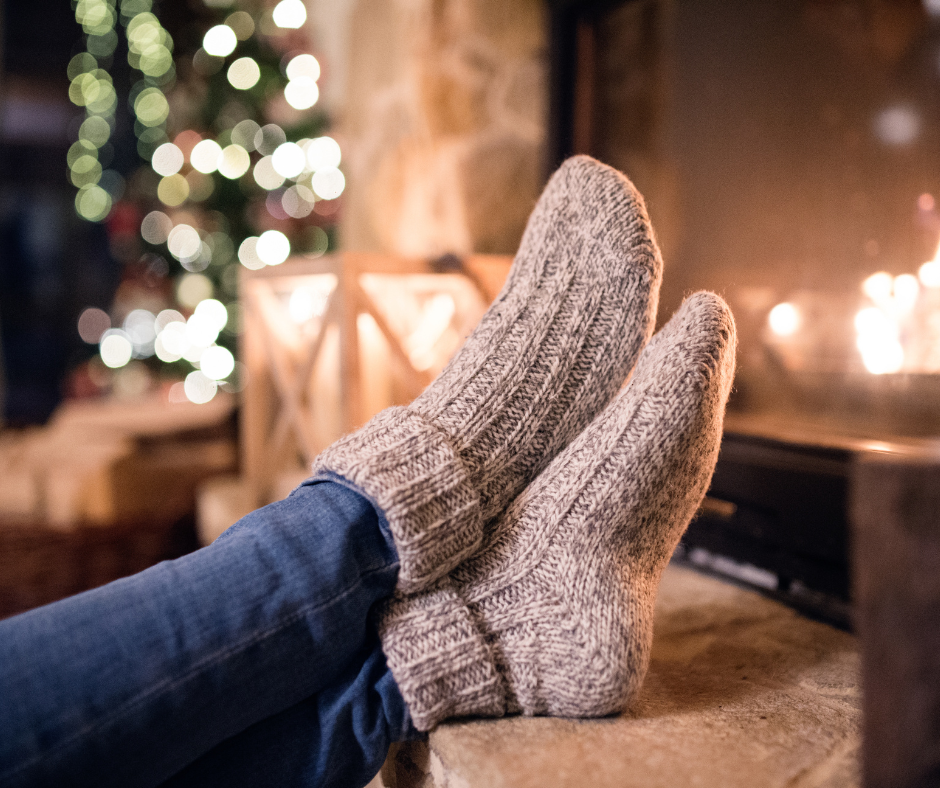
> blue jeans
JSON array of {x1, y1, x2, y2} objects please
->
[{"x1": 0, "y1": 480, "x2": 420, "y2": 788}]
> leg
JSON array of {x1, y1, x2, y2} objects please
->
[
  {"x1": 159, "y1": 634, "x2": 420, "y2": 788},
  {"x1": 0, "y1": 481, "x2": 400, "y2": 788}
]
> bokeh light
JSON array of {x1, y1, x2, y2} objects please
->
[
  {"x1": 859, "y1": 336, "x2": 905, "y2": 375},
  {"x1": 227, "y1": 57, "x2": 261, "y2": 90},
  {"x1": 273, "y1": 0, "x2": 307, "y2": 29},
  {"x1": 184, "y1": 370, "x2": 218, "y2": 404},
  {"x1": 862, "y1": 271, "x2": 893, "y2": 305},
  {"x1": 257, "y1": 230, "x2": 290, "y2": 265},
  {"x1": 68, "y1": 52, "x2": 97, "y2": 80},
  {"x1": 855, "y1": 305, "x2": 904, "y2": 375},
  {"x1": 193, "y1": 48, "x2": 224, "y2": 75},
  {"x1": 134, "y1": 87, "x2": 170, "y2": 127},
  {"x1": 186, "y1": 311, "x2": 221, "y2": 346},
  {"x1": 79, "y1": 116, "x2": 111, "y2": 147},
  {"x1": 156, "y1": 320, "x2": 187, "y2": 362},
  {"x1": 75, "y1": 184, "x2": 112, "y2": 221},
  {"x1": 305, "y1": 136, "x2": 341, "y2": 171},
  {"x1": 284, "y1": 78, "x2": 319, "y2": 110},
  {"x1": 311, "y1": 168, "x2": 345, "y2": 200},
  {"x1": 919, "y1": 261, "x2": 940, "y2": 288},
  {"x1": 218, "y1": 144, "x2": 250, "y2": 179},
  {"x1": 238, "y1": 237, "x2": 265, "y2": 269},
  {"x1": 286, "y1": 54, "x2": 320, "y2": 82},
  {"x1": 190, "y1": 139, "x2": 222, "y2": 173},
  {"x1": 282, "y1": 185, "x2": 316, "y2": 218},
  {"x1": 203, "y1": 25, "x2": 237, "y2": 57},
  {"x1": 271, "y1": 142, "x2": 306, "y2": 178},
  {"x1": 768, "y1": 303, "x2": 800, "y2": 337},
  {"x1": 873, "y1": 105, "x2": 920, "y2": 146},
  {"x1": 70, "y1": 155, "x2": 102, "y2": 188},
  {"x1": 194, "y1": 298, "x2": 229, "y2": 332},
  {"x1": 100, "y1": 329, "x2": 134, "y2": 368},
  {"x1": 177, "y1": 273, "x2": 214, "y2": 308},
  {"x1": 231, "y1": 119, "x2": 261, "y2": 151},
  {"x1": 304, "y1": 226, "x2": 330, "y2": 258},
  {"x1": 174, "y1": 130, "x2": 202, "y2": 157},
  {"x1": 157, "y1": 174, "x2": 190, "y2": 206},
  {"x1": 893, "y1": 273, "x2": 919, "y2": 313},
  {"x1": 141, "y1": 210, "x2": 173, "y2": 244},
  {"x1": 254, "y1": 124, "x2": 286, "y2": 155},
  {"x1": 124, "y1": 309, "x2": 157, "y2": 346},
  {"x1": 78, "y1": 307, "x2": 111, "y2": 343},
  {"x1": 152, "y1": 142, "x2": 184, "y2": 176},
  {"x1": 167, "y1": 224, "x2": 202, "y2": 260},
  {"x1": 155, "y1": 309, "x2": 185, "y2": 332},
  {"x1": 253, "y1": 157, "x2": 285, "y2": 190},
  {"x1": 226, "y1": 10, "x2": 255, "y2": 39},
  {"x1": 68, "y1": 140, "x2": 97, "y2": 167},
  {"x1": 200, "y1": 346, "x2": 235, "y2": 380}
]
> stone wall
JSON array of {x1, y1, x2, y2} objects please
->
[{"x1": 338, "y1": 0, "x2": 547, "y2": 256}]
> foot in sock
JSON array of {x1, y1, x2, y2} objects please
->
[
  {"x1": 379, "y1": 292, "x2": 736, "y2": 730},
  {"x1": 314, "y1": 155, "x2": 663, "y2": 592}
]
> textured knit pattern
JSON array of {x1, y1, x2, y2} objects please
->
[
  {"x1": 314, "y1": 156, "x2": 663, "y2": 592},
  {"x1": 379, "y1": 292, "x2": 737, "y2": 731}
]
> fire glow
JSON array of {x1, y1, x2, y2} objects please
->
[{"x1": 852, "y1": 242, "x2": 940, "y2": 375}]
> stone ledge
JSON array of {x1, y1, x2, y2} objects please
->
[{"x1": 373, "y1": 564, "x2": 860, "y2": 788}]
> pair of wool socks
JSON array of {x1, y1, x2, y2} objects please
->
[{"x1": 314, "y1": 155, "x2": 737, "y2": 729}]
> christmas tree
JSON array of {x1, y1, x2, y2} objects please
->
[{"x1": 68, "y1": 0, "x2": 342, "y2": 404}]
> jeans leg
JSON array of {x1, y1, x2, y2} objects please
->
[
  {"x1": 159, "y1": 633, "x2": 421, "y2": 788},
  {"x1": 0, "y1": 480, "x2": 400, "y2": 788}
]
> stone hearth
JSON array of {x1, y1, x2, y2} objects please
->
[{"x1": 371, "y1": 564, "x2": 860, "y2": 788}]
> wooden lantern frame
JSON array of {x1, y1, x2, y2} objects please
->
[{"x1": 239, "y1": 252, "x2": 512, "y2": 503}]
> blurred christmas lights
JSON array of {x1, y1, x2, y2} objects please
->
[{"x1": 70, "y1": 0, "x2": 341, "y2": 402}]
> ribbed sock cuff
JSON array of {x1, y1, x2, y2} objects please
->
[
  {"x1": 378, "y1": 579, "x2": 506, "y2": 731},
  {"x1": 312, "y1": 407, "x2": 484, "y2": 593}
]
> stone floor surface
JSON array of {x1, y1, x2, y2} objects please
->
[{"x1": 371, "y1": 564, "x2": 860, "y2": 788}]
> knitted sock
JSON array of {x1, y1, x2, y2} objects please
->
[
  {"x1": 378, "y1": 292, "x2": 736, "y2": 731},
  {"x1": 313, "y1": 156, "x2": 663, "y2": 592}
]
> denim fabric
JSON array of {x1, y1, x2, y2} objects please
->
[
  {"x1": 159, "y1": 635, "x2": 416, "y2": 788},
  {"x1": 0, "y1": 480, "x2": 417, "y2": 788}
]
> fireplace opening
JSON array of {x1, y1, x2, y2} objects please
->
[
  {"x1": 551, "y1": 0, "x2": 940, "y2": 439},
  {"x1": 549, "y1": 0, "x2": 940, "y2": 622}
]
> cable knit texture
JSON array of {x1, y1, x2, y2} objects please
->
[
  {"x1": 313, "y1": 156, "x2": 663, "y2": 592},
  {"x1": 379, "y1": 292, "x2": 737, "y2": 731}
]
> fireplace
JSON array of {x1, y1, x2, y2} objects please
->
[{"x1": 548, "y1": 0, "x2": 940, "y2": 623}]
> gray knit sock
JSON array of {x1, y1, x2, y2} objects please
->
[
  {"x1": 313, "y1": 156, "x2": 663, "y2": 592},
  {"x1": 378, "y1": 292, "x2": 737, "y2": 731}
]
